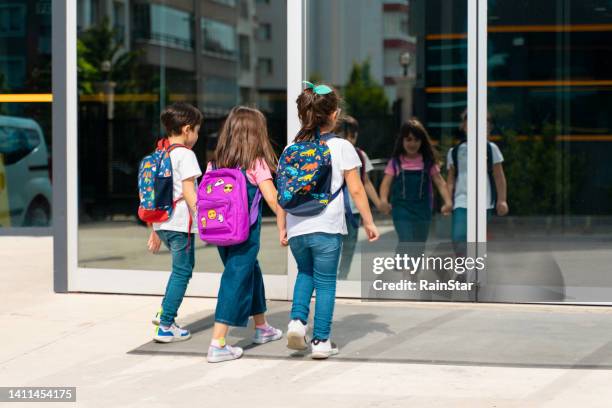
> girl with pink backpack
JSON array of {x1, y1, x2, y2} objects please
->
[{"x1": 199, "y1": 106, "x2": 282, "y2": 363}]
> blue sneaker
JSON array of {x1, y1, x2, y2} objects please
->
[
  {"x1": 153, "y1": 323, "x2": 191, "y2": 343},
  {"x1": 207, "y1": 344, "x2": 244, "y2": 363},
  {"x1": 253, "y1": 324, "x2": 283, "y2": 344}
]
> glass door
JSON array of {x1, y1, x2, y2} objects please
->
[
  {"x1": 69, "y1": 0, "x2": 292, "y2": 299},
  {"x1": 303, "y1": 0, "x2": 473, "y2": 299},
  {"x1": 480, "y1": 0, "x2": 612, "y2": 303}
]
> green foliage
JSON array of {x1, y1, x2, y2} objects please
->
[
  {"x1": 77, "y1": 18, "x2": 141, "y2": 95},
  {"x1": 501, "y1": 123, "x2": 585, "y2": 215},
  {"x1": 344, "y1": 60, "x2": 388, "y2": 117}
]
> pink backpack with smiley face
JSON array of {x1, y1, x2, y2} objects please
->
[{"x1": 197, "y1": 165, "x2": 261, "y2": 246}]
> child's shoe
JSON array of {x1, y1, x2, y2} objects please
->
[
  {"x1": 286, "y1": 319, "x2": 308, "y2": 351},
  {"x1": 207, "y1": 344, "x2": 244, "y2": 363},
  {"x1": 310, "y1": 338, "x2": 339, "y2": 359},
  {"x1": 153, "y1": 323, "x2": 191, "y2": 343},
  {"x1": 252, "y1": 324, "x2": 283, "y2": 344},
  {"x1": 152, "y1": 307, "x2": 162, "y2": 325}
]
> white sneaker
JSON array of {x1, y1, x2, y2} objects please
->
[
  {"x1": 153, "y1": 323, "x2": 191, "y2": 343},
  {"x1": 286, "y1": 319, "x2": 308, "y2": 351},
  {"x1": 207, "y1": 344, "x2": 244, "y2": 363},
  {"x1": 310, "y1": 339, "x2": 339, "y2": 359}
]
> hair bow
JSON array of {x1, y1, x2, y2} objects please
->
[{"x1": 303, "y1": 81, "x2": 333, "y2": 95}]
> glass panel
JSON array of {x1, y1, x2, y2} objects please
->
[
  {"x1": 77, "y1": 0, "x2": 287, "y2": 275},
  {"x1": 483, "y1": 0, "x2": 612, "y2": 302},
  {"x1": 0, "y1": 1, "x2": 52, "y2": 229},
  {"x1": 306, "y1": 0, "x2": 471, "y2": 300}
]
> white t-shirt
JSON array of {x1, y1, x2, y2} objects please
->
[
  {"x1": 153, "y1": 148, "x2": 202, "y2": 233},
  {"x1": 446, "y1": 142, "x2": 503, "y2": 209},
  {"x1": 348, "y1": 148, "x2": 374, "y2": 214},
  {"x1": 286, "y1": 137, "x2": 362, "y2": 239}
]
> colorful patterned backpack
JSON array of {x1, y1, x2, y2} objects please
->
[
  {"x1": 276, "y1": 129, "x2": 344, "y2": 216},
  {"x1": 137, "y1": 142, "x2": 187, "y2": 223},
  {"x1": 196, "y1": 164, "x2": 261, "y2": 246}
]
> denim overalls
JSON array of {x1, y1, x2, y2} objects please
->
[
  {"x1": 391, "y1": 160, "x2": 433, "y2": 245},
  {"x1": 215, "y1": 170, "x2": 266, "y2": 327}
]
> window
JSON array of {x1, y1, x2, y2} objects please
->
[
  {"x1": 258, "y1": 58, "x2": 273, "y2": 75},
  {"x1": 239, "y1": 35, "x2": 251, "y2": 70},
  {"x1": 0, "y1": 4, "x2": 26, "y2": 37},
  {"x1": 256, "y1": 23, "x2": 271, "y2": 41},
  {"x1": 133, "y1": 4, "x2": 193, "y2": 50},
  {"x1": 201, "y1": 18, "x2": 237, "y2": 58},
  {"x1": 212, "y1": 0, "x2": 237, "y2": 6}
]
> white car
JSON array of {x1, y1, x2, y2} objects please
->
[{"x1": 0, "y1": 115, "x2": 52, "y2": 227}]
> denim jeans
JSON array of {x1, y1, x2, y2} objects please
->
[
  {"x1": 289, "y1": 232, "x2": 342, "y2": 340},
  {"x1": 156, "y1": 230, "x2": 195, "y2": 327},
  {"x1": 214, "y1": 177, "x2": 266, "y2": 327},
  {"x1": 338, "y1": 214, "x2": 361, "y2": 280},
  {"x1": 215, "y1": 217, "x2": 266, "y2": 327}
]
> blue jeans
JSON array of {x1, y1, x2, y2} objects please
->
[
  {"x1": 156, "y1": 230, "x2": 195, "y2": 327},
  {"x1": 289, "y1": 232, "x2": 342, "y2": 340}
]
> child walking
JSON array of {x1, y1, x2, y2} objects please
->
[
  {"x1": 205, "y1": 106, "x2": 283, "y2": 363},
  {"x1": 147, "y1": 102, "x2": 203, "y2": 342},
  {"x1": 379, "y1": 119, "x2": 453, "y2": 254},
  {"x1": 276, "y1": 82, "x2": 380, "y2": 359},
  {"x1": 334, "y1": 115, "x2": 384, "y2": 280},
  {"x1": 446, "y1": 110, "x2": 508, "y2": 249}
]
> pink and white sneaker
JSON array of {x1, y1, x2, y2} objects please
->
[{"x1": 252, "y1": 324, "x2": 283, "y2": 344}]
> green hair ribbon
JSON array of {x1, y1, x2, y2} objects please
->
[{"x1": 303, "y1": 81, "x2": 333, "y2": 95}]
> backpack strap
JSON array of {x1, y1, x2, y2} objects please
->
[
  {"x1": 249, "y1": 189, "x2": 262, "y2": 226},
  {"x1": 355, "y1": 147, "x2": 367, "y2": 182}
]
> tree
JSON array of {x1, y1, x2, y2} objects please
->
[
  {"x1": 77, "y1": 18, "x2": 141, "y2": 95},
  {"x1": 344, "y1": 59, "x2": 389, "y2": 117}
]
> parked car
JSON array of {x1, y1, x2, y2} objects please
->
[{"x1": 0, "y1": 115, "x2": 52, "y2": 227}]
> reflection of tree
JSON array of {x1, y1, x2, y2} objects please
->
[
  {"x1": 78, "y1": 18, "x2": 141, "y2": 96},
  {"x1": 502, "y1": 123, "x2": 585, "y2": 215},
  {"x1": 344, "y1": 60, "x2": 388, "y2": 117},
  {"x1": 342, "y1": 60, "x2": 394, "y2": 160}
]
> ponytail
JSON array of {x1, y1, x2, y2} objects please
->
[{"x1": 295, "y1": 86, "x2": 340, "y2": 142}]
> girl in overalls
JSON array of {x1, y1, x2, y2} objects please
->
[
  {"x1": 205, "y1": 106, "x2": 282, "y2": 363},
  {"x1": 380, "y1": 119, "x2": 452, "y2": 255}
]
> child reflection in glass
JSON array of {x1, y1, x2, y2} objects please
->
[{"x1": 379, "y1": 119, "x2": 452, "y2": 262}]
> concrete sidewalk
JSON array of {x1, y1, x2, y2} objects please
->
[{"x1": 2, "y1": 237, "x2": 612, "y2": 407}]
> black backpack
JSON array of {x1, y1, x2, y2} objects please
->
[{"x1": 451, "y1": 141, "x2": 497, "y2": 207}]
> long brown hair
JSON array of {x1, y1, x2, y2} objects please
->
[
  {"x1": 295, "y1": 86, "x2": 340, "y2": 142},
  {"x1": 392, "y1": 118, "x2": 440, "y2": 166},
  {"x1": 214, "y1": 106, "x2": 278, "y2": 172}
]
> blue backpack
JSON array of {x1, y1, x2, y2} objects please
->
[
  {"x1": 137, "y1": 143, "x2": 186, "y2": 223},
  {"x1": 277, "y1": 129, "x2": 355, "y2": 225}
]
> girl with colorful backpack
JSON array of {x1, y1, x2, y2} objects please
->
[
  {"x1": 198, "y1": 106, "x2": 282, "y2": 363},
  {"x1": 276, "y1": 82, "x2": 380, "y2": 359},
  {"x1": 379, "y1": 119, "x2": 453, "y2": 254},
  {"x1": 140, "y1": 102, "x2": 203, "y2": 343}
]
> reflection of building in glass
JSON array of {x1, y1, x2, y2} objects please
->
[
  {"x1": 76, "y1": 0, "x2": 287, "y2": 217},
  {"x1": 306, "y1": 0, "x2": 385, "y2": 88},
  {"x1": 414, "y1": 0, "x2": 612, "y2": 215},
  {"x1": 76, "y1": 0, "x2": 284, "y2": 117}
]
